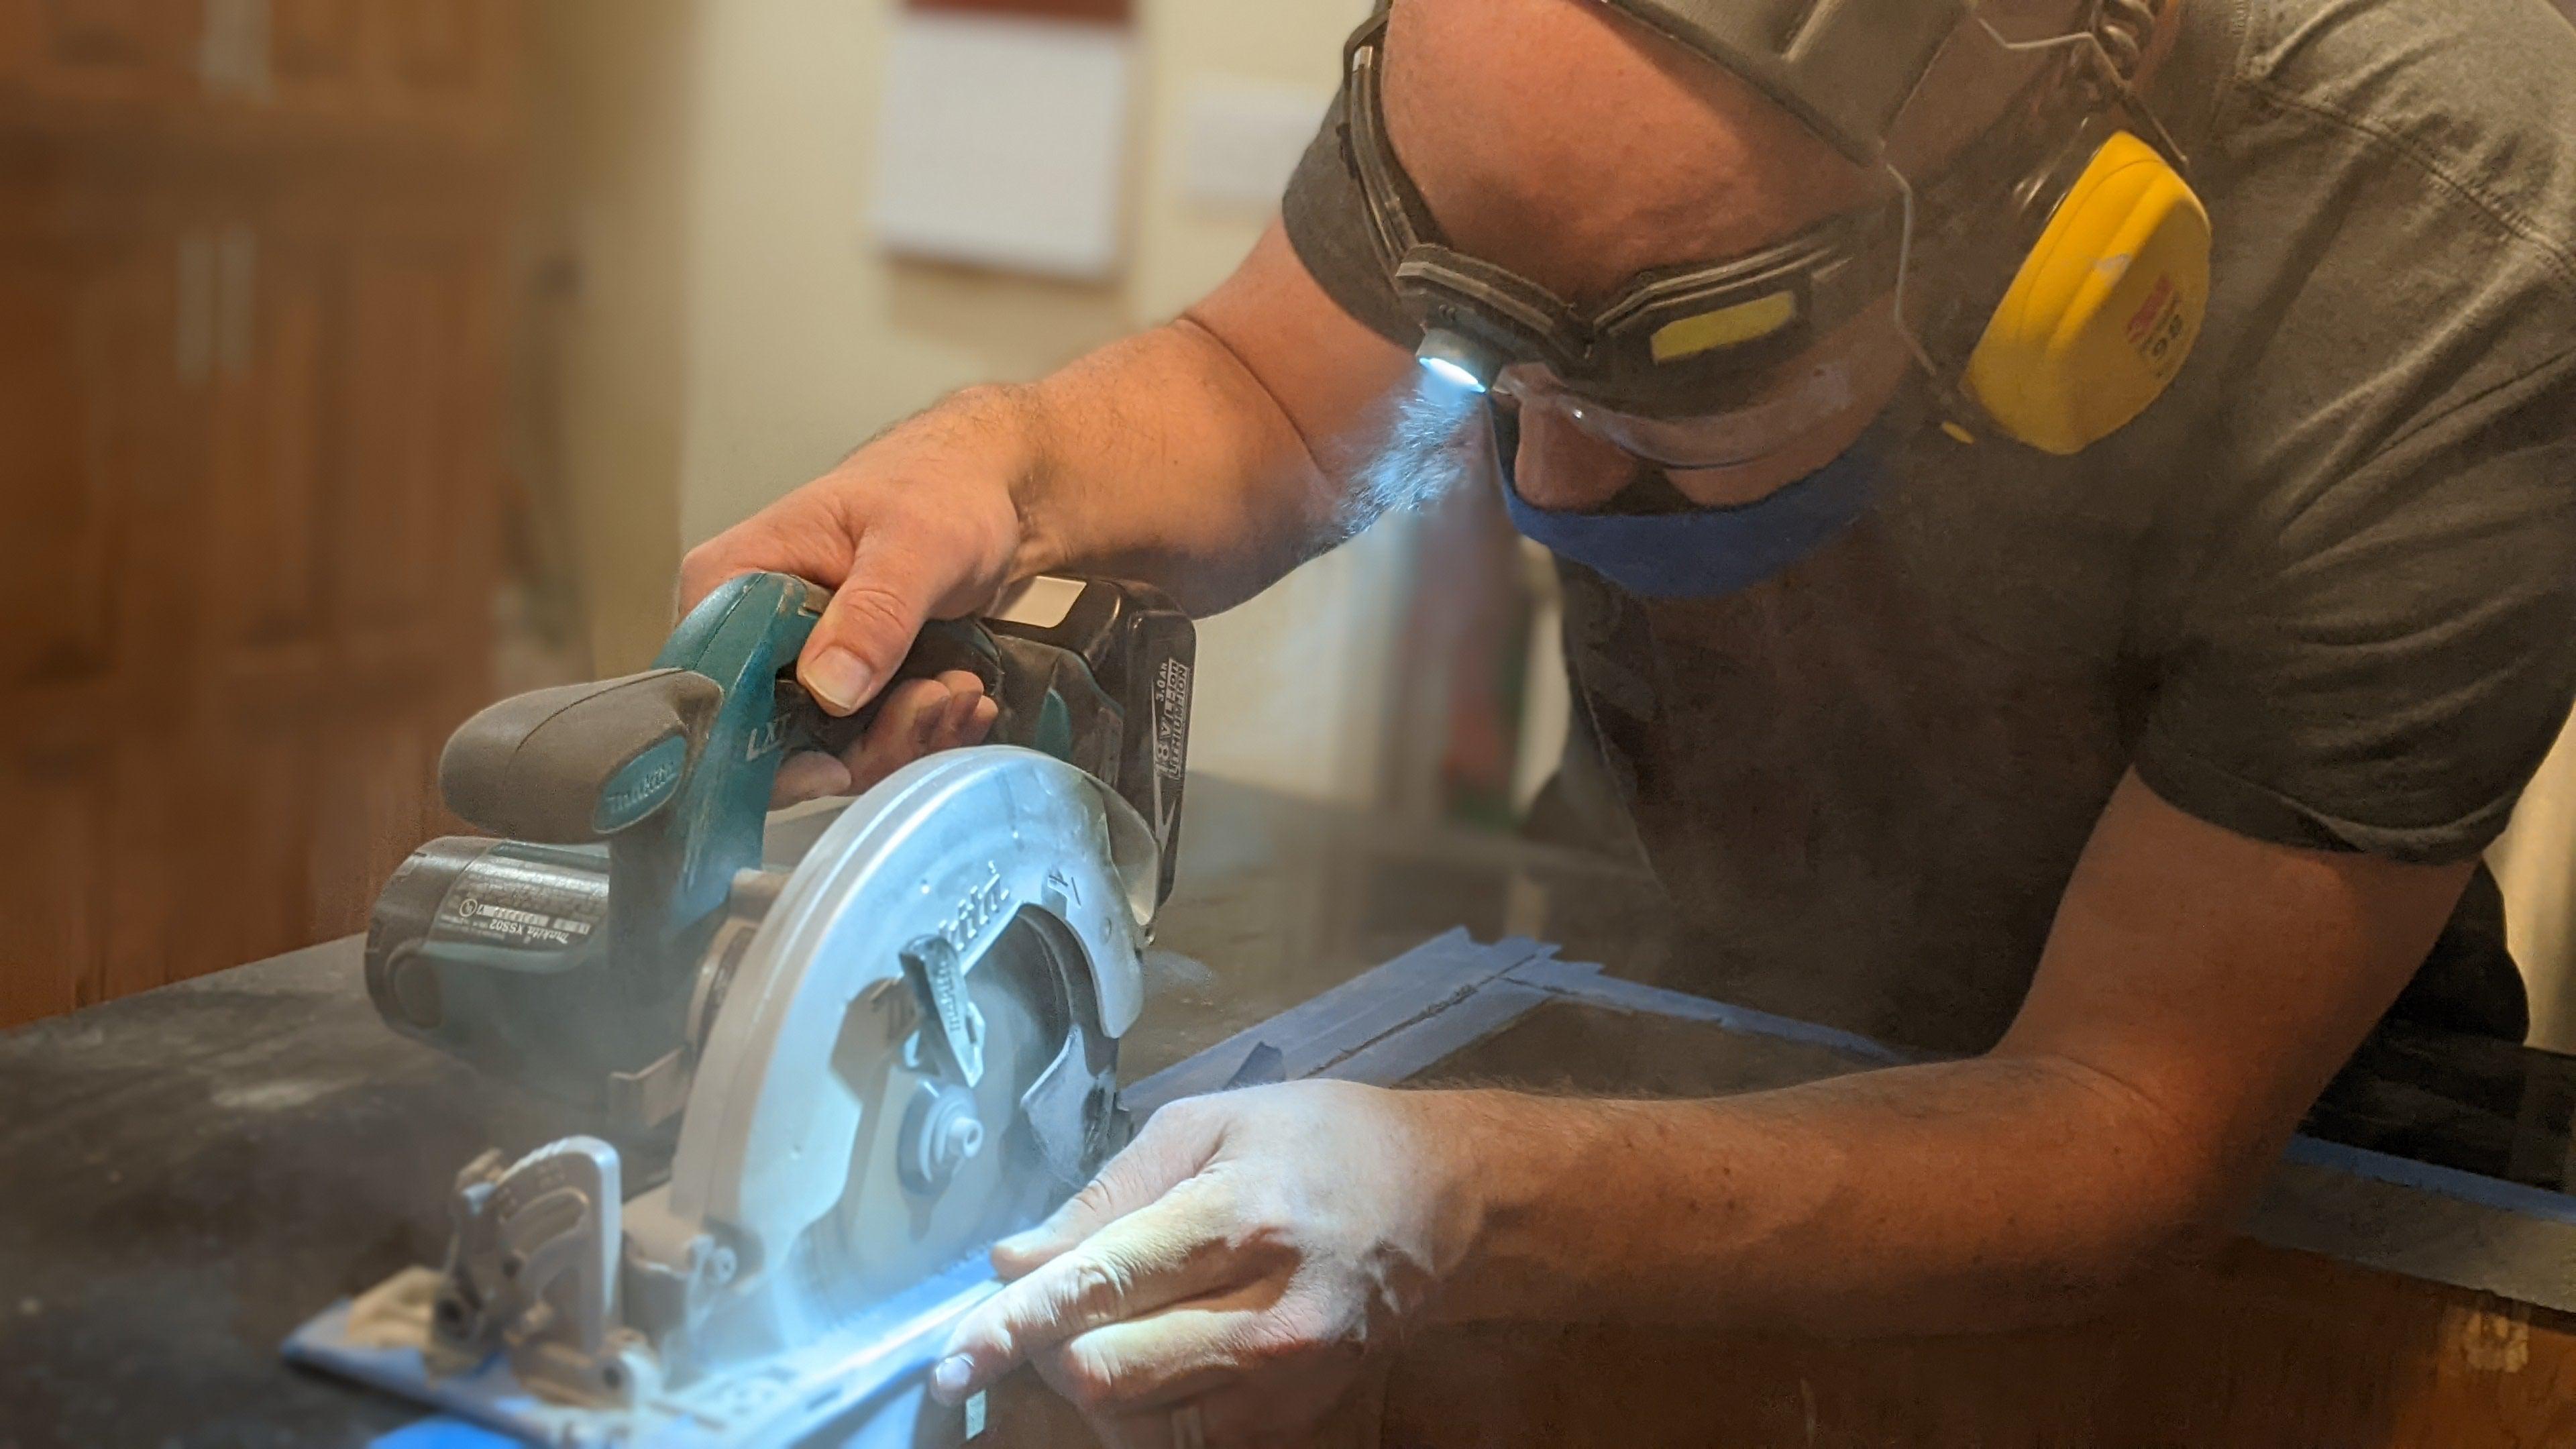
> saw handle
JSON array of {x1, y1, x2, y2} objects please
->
[
  {"x1": 783, "y1": 618, "x2": 1008, "y2": 759},
  {"x1": 438, "y1": 669, "x2": 723, "y2": 845},
  {"x1": 782, "y1": 576, "x2": 1195, "y2": 905}
]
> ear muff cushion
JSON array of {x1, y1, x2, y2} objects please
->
[{"x1": 1965, "y1": 131, "x2": 2211, "y2": 455}]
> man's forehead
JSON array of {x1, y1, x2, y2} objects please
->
[{"x1": 1379, "y1": 0, "x2": 1876, "y2": 303}]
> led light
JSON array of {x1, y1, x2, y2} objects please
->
[
  {"x1": 1419, "y1": 354, "x2": 1485, "y2": 392},
  {"x1": 1415, "y1": 328, "x2": 1494, "y2": 394}
]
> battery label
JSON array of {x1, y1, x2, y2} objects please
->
[
  {"x1": 1152, "y1": 657, "x2": 1192, "y2": 782},
  {"x1": 436, "y1": 851, "x2": 608, "y2": 954}
]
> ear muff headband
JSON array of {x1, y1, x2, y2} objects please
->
[{"x1": 1961, "y1": 130, "x2": 2210, "y2": 454}]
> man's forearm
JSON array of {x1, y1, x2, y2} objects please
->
[
  {"x1": 994, "y1": 317, "x2": 1359, "y2": 616},
  {"x1": 1425, "y1": 1053, "x2": 2244, "y2": 1336}
]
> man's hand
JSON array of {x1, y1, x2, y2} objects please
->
[
  {"x1": 930, "y1": 1081, "x2": 1477, "y2": 1448},
  {"x1": 672, "y1": 219, "x2": 1411, "y2": 809},
  {"x1": 677, "y1": 390, "x2": 1037, "y2": 804}
]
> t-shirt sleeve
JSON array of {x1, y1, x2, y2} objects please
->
[
  {"x1": 1279, "y1": 81, "x2": 1421, "y2": 350},
  {"x1": 2135, "y1": 357, "x2": 2576, "y2": 864}
]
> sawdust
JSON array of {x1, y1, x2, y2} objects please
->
[{"x1": 211, "y1": 1079, "x2": 332, "y2": 1114}]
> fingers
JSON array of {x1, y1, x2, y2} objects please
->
[
  {"x1": 934, "y1": 1170, "x2": 1240, "y2": 1404},
  {"x1": 839, "y1": 670, "x2": 996, "y2": 794},
  {"x1": 843, "y1": 675, "x2": 961, "y2": 783},
  {"x1": 768, "y1": 670, "x2": 1001, "y2": 809},
  {"x1": 675, "y1": 515, "x2": 859, "y2": 621},
  {"x1": 800, "y1": 524, "x2": 977, "y2": 714},
  {"x1": 769, "y1": 751, "x2": 854, "y2": 808},
  {"x1": 1036, "y1": 1292, "x2": 1275, "y2": 1415},
  {"x1": 994, "y1": 1099, "x2": 1230, "y2": 1276},
  {"x1": 1059, "y1": 1292, "x2": 1375, "y2": 1448}
]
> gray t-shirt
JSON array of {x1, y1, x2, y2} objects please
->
[{"x1": 1283, "y1": 0, "x2": 2576, "y2": 1051}]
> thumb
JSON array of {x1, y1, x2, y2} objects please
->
[
  {"x1": 992, "y1": 1099, "x2": 1226, "y2": 1275},
  {"x1": 798, "y1": 523, "x2": 964, "y2": 715}
]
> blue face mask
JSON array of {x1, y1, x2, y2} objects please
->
[{"x1": 1496, "y1": 421, "x2": 1882, "y2": 600}]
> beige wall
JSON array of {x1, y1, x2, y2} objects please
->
[
  {"x1": 2492, "y1": 718, "x2": 2576, "y2": 1049},
  {"x1": 527, "y1": 0, "x2": 700, "y2": 676}
]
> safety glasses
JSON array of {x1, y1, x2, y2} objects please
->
[
  {"x1": 1344, "y1": 15, "x2": 1909, "y2": 423},
  {"x1": 1491, "y1": 343, "x2": 1899, "y2": 472},
  {"x1": 1342, "y1": 3, "x2": 2201, "y2": 461}
]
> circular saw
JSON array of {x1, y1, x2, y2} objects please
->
[{"x1": 295, "y1": 572, "x2": 1194, "y2": 1447}]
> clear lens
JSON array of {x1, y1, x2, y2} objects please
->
[
  {"x1": 1488, "y1": 297, "x2": 1921, "y2": 473},
  {"x1": 1494, "y1": 359, "x2": 1861, "y2": 472}
]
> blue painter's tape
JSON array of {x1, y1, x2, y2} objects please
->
[
  {"x1": 1502, "y1": 957, "x2": 1919, "y2": 1068},
  {"x1": 369, "y1": 1421, "x2": 523, "y2": 1449},
  {"x1": 1121, "y1": 929, "x2": 1557, "y2": 1114}
]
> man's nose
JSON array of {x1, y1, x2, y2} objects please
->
[{"x1": 1512, "y1": 405, "x2": 1646, "y2": 511}]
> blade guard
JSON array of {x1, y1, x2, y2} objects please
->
[{"x1": 620, "y1": 745, "x2": 1155, "y2": 1373}]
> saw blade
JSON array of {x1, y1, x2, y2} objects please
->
[
  {"x1": 640, "y1": 747, "x2": 1154, "y2": 1379},
  {"x1": 793, "y1": 911, "x2": 1088, "y2": 1315}
]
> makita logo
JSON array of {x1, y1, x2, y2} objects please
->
[
  {"x1": 938, "y1": 864, "x2": 1011, "y2": 953},
  {"x1": 594, "y1": 733, "x2": 690, "y2": 833},
  {"x1": 602, "y1": 757, "x2": 678, "y2": 816}
]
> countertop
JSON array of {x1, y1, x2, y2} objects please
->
[{"x1": 3, "y1": 776, "x2": 2573, "y2": 1447}]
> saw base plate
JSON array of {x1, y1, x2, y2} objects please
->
[{"x1": 286, "y1": 1257, "x2": 1002, "y2": 1449}]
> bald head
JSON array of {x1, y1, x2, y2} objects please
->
[
  {"x1": 1379, "y1": 0, "x2": 2121, "y2": 305},
  {"x1": 1383, "y1": 0, "x2": 1866, "y2": 303}
]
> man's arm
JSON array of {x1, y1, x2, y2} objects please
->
[
  {"x1": 932, "y1": 773, "x2": 2470, "y2": 1431},
  {"x1": 674, "y1": 219, "x2": 1408, "y2": 799},
  {"x1": 1023, "y1": 223, "x2": 1421, "y2": 613},
  {"x1": 1436, "y1": 774, "x2": 2470, "y2": 1332},
  {"x1": 680, "y1": 220, "x2": 1410, "y2": 704}
]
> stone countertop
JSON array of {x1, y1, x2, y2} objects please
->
[{"x1": 3, "y1": 775, "x2": 2572, "y2": 1447}]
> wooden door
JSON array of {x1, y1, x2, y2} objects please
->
[
  {"x1": 0, "y1": 194, "x2": 199, "y2": 1022},
  {"x1": 0, "y1": 0, "x2": 204, "y2": 109},
  {"x1": 0, "y1": 1, "x2": 521, "y2": 1027},
  {"x1": 262, "y1": 0, "x2": 522, "y2": 143},
  {"x1": 178, "y1": 209, "x2": 506, "y2": 987}
]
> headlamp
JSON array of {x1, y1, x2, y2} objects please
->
[{"x1": 1415, "y1": 329, "x2": 1495, "y2": 394}]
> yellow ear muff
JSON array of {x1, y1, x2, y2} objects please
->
[{"x1": 1963, "y1": 131, "x2": 2210, "y2": 455}]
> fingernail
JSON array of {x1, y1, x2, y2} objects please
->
[
  {"x1": 804, "y1": 647, "x2": 875, "y2": 714},
  {"x1": 932, "y1": 1353, "x2": 975, "y2": 1402}
]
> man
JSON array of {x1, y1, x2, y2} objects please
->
[{"x1": 680, "y1": 0, "x2": 2576, "y2": 1440}]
